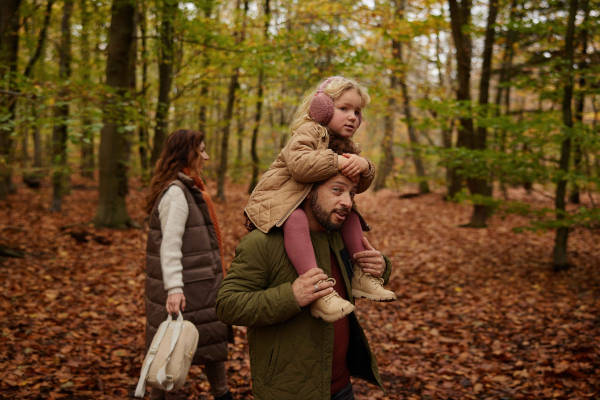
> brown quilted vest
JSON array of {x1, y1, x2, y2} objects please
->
[{"x1": 145, "y1": 173, "x2": 228, "y2": 364}]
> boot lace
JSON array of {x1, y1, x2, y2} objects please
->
[
  {"x1": 319, "y1": 278, "x2": 339, "y2": 303},
  {"x1": 365, "y1": 272, "x2": 384, "y2": 286}
]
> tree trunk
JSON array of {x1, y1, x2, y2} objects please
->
[
  {"x1": 520, "y1": 98, "x2": 536, "y2": 193},
  {"x1": 32, "y1": 103, "x2": 42, "y2": 169},
  {"x1": 79, "y1": 0, "x2": 94, "y2": 179},
  {"x1": 50, "y1": 0, "x2": 74, "y2": 212},
  {"x1": 234, "y1": 95, "x2": 245, "y2": 177},
  {"x1": 197, "y1": 9, "x2": 212, "y2": 139},
  {"x1": 217, "y1": 0, "x2": 247, "y2": 201},
  {"x1": 20, "y1": 124, "x2": 28, "y2": 168},
  {"x1": 467, "y1": 0, "x2": 498, "y2": 227},
  {"x1": 198, "y1": 83, "x2": 209, "y2": 135},
  {"x1": 0, "y1": 0, "x2": 22, "y2": 199},
  {"x1": 20, "y1": 0, "x2": 53, "y2": 186},
  {"x1": 197, "y1": 1, "x2": 213, "y2": 136},
  {"x1": 150, "y1": 0, "x2": 177, "y2": 166},
  {"x1": 138, "y1": 2, "x2": 150, "y2": 181},
  {"x1": 209, "y1": 88, "x2": 222, "y2": 172},
  {"x1": 248, "y1": 69, "x2": 264, "y2": 194},
  {"x1": 278, "y1": 84, "x2": 287, "y2": 150},
  {"x1": 553, "y1": 0, "x2": 579, "y2": 270},
  {"x1": 394, "y1": 0, "x2": 429, "y2": 194},
  {"x1": 94, "y1": 0, "x2": 136, "y2": 228},
  {"x1": 494, "y1": 0, "x2": 518, "y2": 199},
  {"x1": 217, "y1": 72, "x2": 240, "y2": 200},
  {"x1": 24, "y1": 0, "x2": 54, "y2": 79},
  {"x1": 400, "y1": 84, "x2": 429, "y2": 194},
  {"x1": 433, "y1": 27, "x2": 457, "y2": 198},
  {"x1": 569, "y1": 0, "x2": 588, "y2": 205},
  {"x1": 248, "y1": 0, "x2": 270, "y2": 194},
  {"x1": 447, "y1": 0, "x2": 473, "y2": 201},
  {"x1": 374, "y1": 74, "x2": 396, "y2": 191}
]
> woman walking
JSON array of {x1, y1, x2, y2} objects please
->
[{"x1": 144, "y1": 129, "x2": 232, "y2": 400}]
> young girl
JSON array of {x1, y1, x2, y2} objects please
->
[{"x1": 245, "y1": 76, "x2": 396, "y2": 323}]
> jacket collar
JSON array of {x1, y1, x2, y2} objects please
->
[{"x1": 177, "y1": 172, "x2": 195, "y2": 189}]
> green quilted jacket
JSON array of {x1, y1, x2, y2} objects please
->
[{"x1": 216, "y1": 229, "x2": 391, "y2": 400}]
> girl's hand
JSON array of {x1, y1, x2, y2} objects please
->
[
  {"x1": 166, "y1": 293, "x2": 186, "y2": 315},
  {"x1": 340, "y1": 154, "x2": 369, "y2": 178},
  {"x1": 337, "y1": 155, "x2": 349, "y2": 171}
]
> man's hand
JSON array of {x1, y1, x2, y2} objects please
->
[
  {"x1": 166, "y1": 292, "x2": 186, "y2": 315},
  {"x1": 292, "y1": 268, "x2": 334, "y2": 307},
  {"x1": 353, "y1": 236, "x2": 385, "y2": 278}
]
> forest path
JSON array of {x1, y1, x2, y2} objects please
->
[{"x1": 1, "y1": 179, "x2": 598, "y2": 399}]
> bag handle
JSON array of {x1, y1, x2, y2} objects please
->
[
  {"x1": 155, "y1": 312, "x2": 184, "y2": 390},
  {"x1": 134, "y1": 313, "x2": 177, "y2": 397}
]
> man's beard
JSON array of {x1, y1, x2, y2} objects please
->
[{"x1": 309, "y1": 191, "x2": 350, "y2": 231}]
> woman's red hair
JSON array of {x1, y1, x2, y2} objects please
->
[{"x1": 145, "y1": 129, "x2": 205, "y2": 214}]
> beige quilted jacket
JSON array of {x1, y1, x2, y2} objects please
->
[{"x1": 245, "y1": 121, "x2": 375, "y2": 233}]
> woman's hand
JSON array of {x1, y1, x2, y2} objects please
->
[{"x1": 166, "y1": 293, "x2": 186, "y2": 315}]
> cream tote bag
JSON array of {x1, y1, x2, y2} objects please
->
[{"x1": 135, "y1": 312, "x2": 199, "y2": 397}]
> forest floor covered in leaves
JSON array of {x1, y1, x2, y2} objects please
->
[{"x1": 1, "y1": 177, "x2": 599, "y2": 399}]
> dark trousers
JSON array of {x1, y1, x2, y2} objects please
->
[{"x1": 331, "y1": 383, "x2": 354, "y2": 400}]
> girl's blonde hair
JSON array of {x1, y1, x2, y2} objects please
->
[{"x1": 290, "y1": 76, "x2": 371, "y2": 132}]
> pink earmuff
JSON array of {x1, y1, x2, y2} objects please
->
[
  {"x1": 308, "y1": 76, "x2": 340, "y2": 125},
  {"x1": 308, "y1": 76, "x2": 363, "y2": 127}
]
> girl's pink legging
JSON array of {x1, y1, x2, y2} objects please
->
[{"x1": 283, "y1": 208, "x2": 365, "y2": 275}]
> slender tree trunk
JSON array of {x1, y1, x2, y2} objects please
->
[
  {"x1": 24, "y1": 0, "x2": 54, "y2": 79},
  {"x1": 278, "y1": 83, "x2": 288, "y2": 150},
  {"x1": 21, "y1": 0, "x2": 54, "y2": 185},
  {"x1": 0, "y1": 0, "x2": 22, "y2": 199},
  {"x1": 569, "y1": 0, "x2": 589, "y2": 204},
  {"x1": 21, "y1": 120, "x2": 29, "y2": 168},
  {"x1": 198, "y1": 0, "x2": 213, "y2": 138},
  {"x1": 249, "y1": 0, "x2": 270, "y2": 194},
  {"x1": 198, "y1": 83, "x2": 209, "y2": 135},
  {"x1": 79, "y1": 0, "x2": 94, "y2": 178},
  {"x1": 150, "y1": 0, "x2": 177, "y2": 165},
  {"x1": 441, "y1": 119, "x2": 454, "y2": 193},
  {"x1": 217, "y1": 0, "x2": 247, "y2": 200},
  {"x1": 447, "y1": 0, "x2": 474, "y2": 200},
  {"x1": 138, "y1": 2, "x2": 150, "y2": 181},
  {"x1": 400, "y1": 82, "x2": 429, "y2": 194},
  {"x1": 234, "y1": 95, "x2": 245, "y2": 177},
  {"x1": 210, "y1": 89, "x2": 222, "y2": 171},
  {"x1": 217, "y1": 73, "x2": 240, "y2": 200},
  {"x1": 50, "y1": 0, "x2": 74, "y2": 211},
  {"x1": 248, "y1": 69, "x2": 264, "y2": 194},
  {"x1": 433, "y1": 27, "x2": 456, "y2": 197},
  {"x1": 394, "y1": 0, "x2": 429, "y2": 194},
  {"x1": 494, "y1": 0, "x2": 518, "y2": 199},
  {"x1": 553, "y1": 0, "x2": 578, "y2": 270},
  {"x1": 374, "y1": 0, "x2": 403, "y2": 192},
  {"x1": 374, "y1": 74, "x2": 396, "y2": 191},
  {"x1": 32, "y1": 104, "x2": 42, "y2": 169},
  {"x1": 95, "y1": 0, "x2": 136, "y2": 228},
  {"x1": 23, "y1": 0, "x2": 53, "y2": 171},
  {"x1": 467, "y1": 0, "x2": 498, "y2": 227}
]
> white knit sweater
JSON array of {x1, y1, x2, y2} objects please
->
[{"x1": 158, "y1": 185, "x2": 188, "y2": 295}]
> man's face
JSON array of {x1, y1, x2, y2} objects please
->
[{"x1": 309, "y1": 174, "x2": 356, "y2": 231}]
